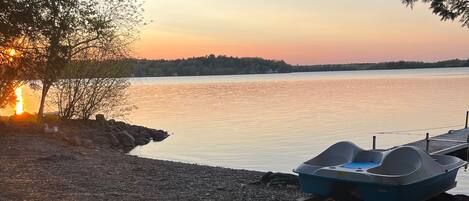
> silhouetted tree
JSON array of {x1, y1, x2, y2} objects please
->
[
  {"x1": 2, "y1": 0, "x2": 144, "y2": 120},
  {"x1": 403, "y1": 0, "x2": 469, "y2": 27},
  {"x1": 0, "y1": 51, "x2": 21, "y2": 110},
  {"x1": 0, "y1": 0, "x2": 37, "y2": 111},
  {"x1": 51, "y1": 50, "x2": 133, "y2": 120}
]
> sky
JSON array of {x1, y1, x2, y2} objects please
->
[{"x1": 134, "y1": 0, "x2": 469, "y2": 65}]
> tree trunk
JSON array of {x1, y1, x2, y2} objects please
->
[{"x1": 38, "y1": 82, "x2": 51, "y2": 121}]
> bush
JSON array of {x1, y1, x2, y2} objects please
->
[{"x1": 51, "y1": 59, "x2": 133, "y2": 120}]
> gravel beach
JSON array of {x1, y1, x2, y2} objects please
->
[{"x1": 0, "y1": 131, "x2": 306, "y2": 200}]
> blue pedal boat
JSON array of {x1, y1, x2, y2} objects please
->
[{"x1": 294, "y1": 142, "x2": 467, "y2": 201}]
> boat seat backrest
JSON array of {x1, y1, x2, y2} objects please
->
[
  {"x1": 305, "y1": 141, "x2": 362, "y2": 167},
  {"x1": 367, "y1": 147, "x2": 422, "y2": 176}
]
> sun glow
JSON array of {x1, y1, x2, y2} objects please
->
[
  {"x1": 7, "y1": 48, "x2": 16, "y2": 57},
  {"x1": 2, "y1": 48, "x2": 18, "y2": 63},
  {"x1": 15, "y1": 86, "x2": 24, "y2": 115}
]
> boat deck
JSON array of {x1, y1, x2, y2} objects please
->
[{"x1": 405, "y1": 128, "x2": 469, "y2": 155}]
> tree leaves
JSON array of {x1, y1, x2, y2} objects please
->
[{"x1": 402, "y1": 0, "x2": 469, "y2": 27}]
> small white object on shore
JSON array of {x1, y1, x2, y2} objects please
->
[{"x1": 44, "y1": 123, "x2": 59, "y2": 133}]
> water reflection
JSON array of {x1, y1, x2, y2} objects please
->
[{"x1": 128, "y1": 68, "x2": 469, "y2": 194}]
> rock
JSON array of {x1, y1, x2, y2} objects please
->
[
  {"x1": 44, "y1": 123, "x2": 59, "y2": 133},
  {"x1": 115, "y1": 131, "x2": 136, "y2": 148},
  {"x1": 149, "y1": 130, "x2": 169, "y2": 141},
  {"x1": 57, "y1": 119, "x2": 170, "y2": 150},
  {"x1": 135, "y1": 137, "x2": 151, "y2": 146},
  {"x1": 261, "y1": 172, "x2": 274, "y2": 183},
  {"x1": 95, "y1": 114, "x2": 106, "y2": 122},
  {"x1": 108, "y1": 133, "x2": 120, "y2": 147},
  {"x1": 259, "y1": 172, "x2": 299, "y2": 187}
]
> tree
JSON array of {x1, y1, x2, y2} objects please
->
[
  {"x1": 51, "y1": 50, "x2": 133, "y2": 120},
  {"x1": 0, "y1": 0, "x2": 37, "y2": 111},
  {"x1": 0, "y1": 49, "x2": 21, "y2": 110},
  {"x1": 0, "y1": 40, "x2": 39, "y2": 113},
  {"x1": 403, "y1": 0, "x2": 469, "y2": 27},
  {"x1": 4, "y1": 0, "x2": 144, "y2": 119}
]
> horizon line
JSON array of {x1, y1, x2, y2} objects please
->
[{"x1": 134, "y1": 55, "x2": 469, "y2": 66}]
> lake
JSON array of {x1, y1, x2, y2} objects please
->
[
  {"x1": 4, "y1": 67, "x2": 469, "y2": 194},
  {"x1": 127, "y1": 67, "x2": 469, "y2": 194}
]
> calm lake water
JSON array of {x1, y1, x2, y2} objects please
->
[
  {"x1": 4, "y1": 67, "x2": 468, "y2": 194},
  {"x1": 128, "y1": 67, "x2": 469, "y2": 195}
]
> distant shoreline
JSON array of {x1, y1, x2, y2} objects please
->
[
  {"x1": 127, "y1": 65, "x2": 469, "y2": 79},
  {"x1": 130, "y1": 55, "x2": 469, "y2": 77}
]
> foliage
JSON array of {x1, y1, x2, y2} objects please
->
[
  {"x1": 0, "y1": 0, "x2": 38, "y2": 110},
  {"x1": 131, "y1": 55, "x2": 292, "y2": 77},
  {"x1": 1, "y1": 0, "x2": 144, "y2": 119},
  {"x1": 403, "y1": 0, "x2": 469, "y2": 27},
  {"x1": 51, "y1": 50, "x2": 133, "y2": 120},
  {"x1": 0, "y1": 41, "x2": 35, "y2": 111},
  {"x1": 0, "y1": 46, "x2": 18, "y2": 109},
  {"x1": 0, "y1": 63, "x2": 20, "y2": 109}
]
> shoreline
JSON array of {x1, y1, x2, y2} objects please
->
[
  {"x1": 0, "y1": 117, "x2": 306, "y2": 200},
  {"x1": 128, "y1": 65, "x2": 469, "y2": 79},
  {"x1": 0, "y1": 118, "x2": 468, "y2": 200}
]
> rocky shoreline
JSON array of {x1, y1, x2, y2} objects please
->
[
  {"x1": 3, "y1": 113, "x2": 169, "y2": 152},
  {"x1": 61, "y1": 116, "x2": 170, "y2": 152},
  {"x1": 0, "y1": 116, "x2": 468, "y2": 200}
]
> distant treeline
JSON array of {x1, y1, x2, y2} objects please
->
[
  {"x1": 130, "y1": 55, "x2": 290, "y2": 77},
  {"x1": 293, "y1": 59, "x2": 469, "y2": 72},
  {"x1": 128, "y1": 55, "x2": 469, "y2": 77}
]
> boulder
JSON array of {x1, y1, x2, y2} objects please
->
[
  {"x1": 135, "y1": 136, "x2": 151, "y2": 146},
  {"x1": 115, "y1": 131, "x2": 136, "y2": 148},
  {"x1": 95, "y1": 114, "x2": 106, "y2": 122},
  {"x1": 108, "y1": 133, "x2": 121, "y2": 147},
  {"x1": 259, "y1": 172, "x2": 299, "y2": 187},
  {"x1": 149, "y1": 130, "x2": 169, "y2": 141}
]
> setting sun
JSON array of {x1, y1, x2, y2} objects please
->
[
  {"x1": 7, "y1": 48, "x2": 16, "y2": 57},
  {"x1": 2, "y1": 48, "x2": 18, "y2": 63},
  {"x1": 15, "y1": 86, "x2": 24, "y2": 115}
]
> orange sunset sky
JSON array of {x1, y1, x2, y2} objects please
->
[{"x1": 134, "y1": 0, "x2": 469, "y2": 65}]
